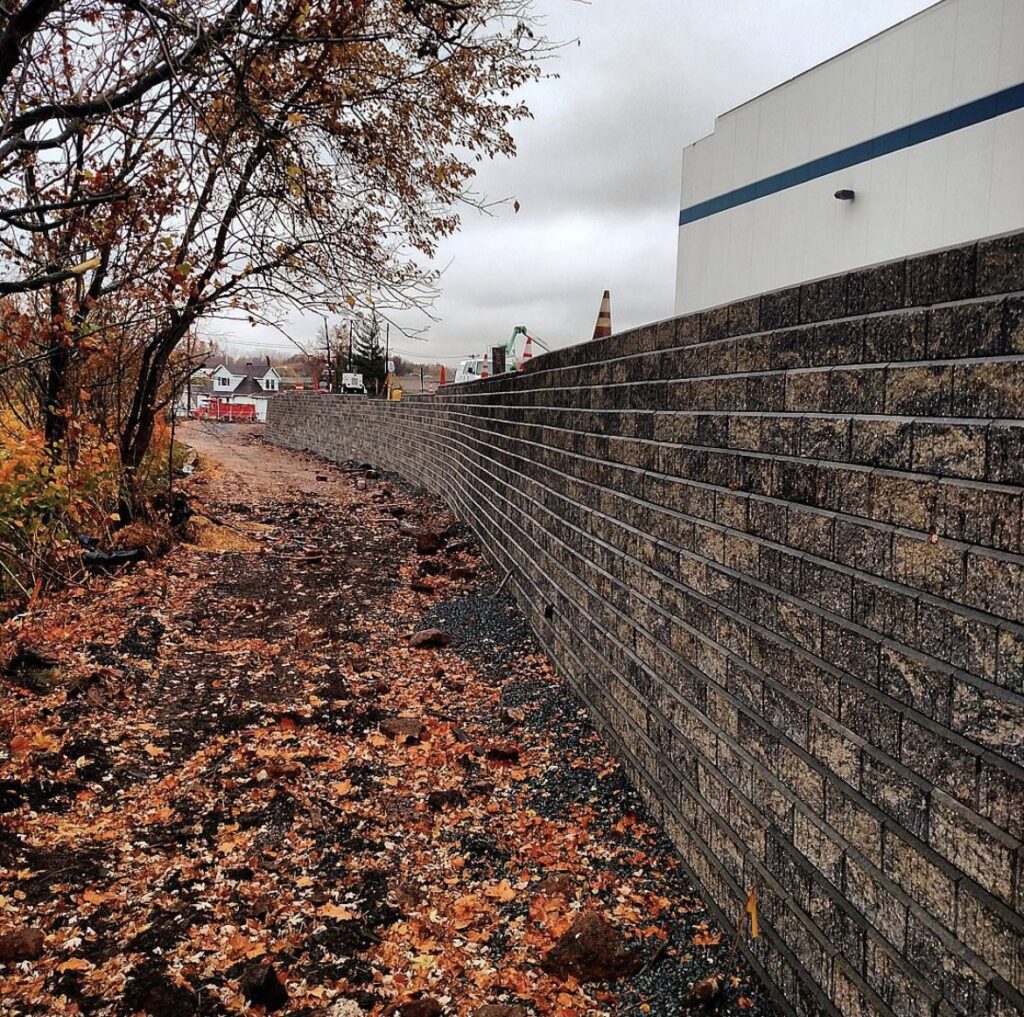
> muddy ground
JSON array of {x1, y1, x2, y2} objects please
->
[{"x1": 0, "y1": 421, "x2": 776, "y2": 1017}]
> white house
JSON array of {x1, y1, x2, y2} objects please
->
[
  {"x1": 258, "y1": 367, "x2": 281, "y2": 392},
  {"x1": 675, "y1": 0, "x2": 1024, "y2": 314},
  {"x1": 211, "y1": 364, "x2": 241, "y2": 394}
]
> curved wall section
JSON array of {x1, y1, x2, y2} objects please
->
[{"x1": 269, "y1": 231, "x2": 1024, "y2": 1017}]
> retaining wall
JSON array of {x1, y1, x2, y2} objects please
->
[{"x1": 268, "y1": 232, "x2": 1024, "y2": 1017}]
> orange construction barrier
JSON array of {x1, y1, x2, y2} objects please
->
[
  {"x1": 520, "y1": 334, "x2": 534, "y2": 370},
  {"x1": 592, "y1": 290, "x2": 612, "y2": 340}
]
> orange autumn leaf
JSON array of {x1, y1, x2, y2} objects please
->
[
  {"x1": 451, "y1": 894, "x2": 484, "y2": 930},
  {"x1": 9, "y1": 734, "x2": 31, "y2": 755},
  {"x1": 691, "y1": 929, "x2": 723, "y2": 947},
  {"x1": 483, "y1": 879, "x2": 516, "y2": 902},
  {"x1": 57, "y1": 958, "x2": 93, "y2": 972},
  {"x1": 318, "y1": 903, "x2": 358, "y2": 920}
]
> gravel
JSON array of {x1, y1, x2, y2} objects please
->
[{"x1": 420, "y1": 584, "x2": 779, "y2": 1017}]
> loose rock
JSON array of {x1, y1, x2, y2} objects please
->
[
  {"x1": 0, "y1": 927, "x2": 45, "y2": 962},
  {"x1": 684, "y1": 972, "x2": 723, "y2": 1010},
  {"x1": 409, "y1": 629, "x2": 449, "y2": 649},
  {"x1": 388, "y1": 997, "x2": 443, "y2": 1017},
  {"x1": 415, "y1": 530, "x2": 445, "y2": 555},
  {"x1": 239, "y1": 963, "x2": 289, "y2": 1011},
  {"x1": 380, "y1": 718, "x2": 425, "y2": 743},
  {"x1": 541, "y1": 913, "x2": 641, "y2": 982},
  {"x1": 485, "y1": 742, "x2": 520, "y2": 762},
  {"x1": 330, "y1": 999, "x2": 365, "y2": 1017},
  {"x1": 534, "y1": 874, "x2": 574, "y2": 898}
]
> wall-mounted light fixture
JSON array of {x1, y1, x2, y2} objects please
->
[{"x1": 834, "y1": 189, "x2": 856, "y2": 201}]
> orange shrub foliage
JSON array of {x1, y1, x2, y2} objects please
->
[{"x1": 0, "y1": 413, "x2": 123, "y2": 607}]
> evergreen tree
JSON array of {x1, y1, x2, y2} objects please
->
[{"x1": 351, "y1": 315, "x2": 387, "y2": 394}]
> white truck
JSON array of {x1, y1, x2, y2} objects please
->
[
  {"x1": 341, "y1": 372, "x2": 366, "y2": 394},
  {"x1": 453, "y1": 326, "x2": 548, "y2": 384}
]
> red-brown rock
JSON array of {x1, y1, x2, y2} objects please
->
[
  {"x1": 683, "y1": 972, "x2": 723, "y2": 1010},
  {"x1": 387, "y1": 998, "x2": 443, "y2": 1017},
  {"x1": 415, "y1": 530, "x2": 445, "y2": 555},
  {"x1": 485, "y1": 742, "x2": 520, "y2": 762},
  {"x1": 0, "y1": 927, "x2": 44, "y2": 963},
  {"x1": 380, "y1": 718, "x2": 425, "y2": 743},
  {"x1": 409, "y1": 629, "x2": 449, "y2": 649},
  {"x1": 239, "y1": 963, "x2": 288, "y2": 1011},
  {"x1": 541, "y1": 913, "x2": 641, "y2": 982},
  {"x1": 534, "y1": 874, "x2": 574, "y2": 899}
]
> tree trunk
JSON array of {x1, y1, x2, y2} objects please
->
[
  {"x1": 42, "y1": 286, "x2": 68, "y2": 453},
  {"x1": 118, "y1": 316, "x2": 191, "y2": 518}
]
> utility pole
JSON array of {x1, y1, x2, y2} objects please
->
[
  {"x1": 323, "y1": 320, "x2": 332, "y2": 391},
  {"x1": 420, "y1": 364, "x2": 424, "y2": 393},
  {"x1": 185, "y1": 332, "x2": 193, "y2": 417},
  {"x1": 384, "y1": 322, "x2": 390, "y2": 399},
  {"x1": 348, "y1": 321, "x2": 353, "y2": 372}
]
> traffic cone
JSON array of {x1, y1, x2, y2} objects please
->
[
  {"x1": 481, "y1": 352, "x2": 489, "y2": 379},
  {"x1": 592, "y1": 290, "x2": 612, "y2": 341},
  {"x1": 438, "y1": 365, "x2": 447, "y2": 387},
  {"x1": 519, "y1": 333, "x2": 534, "y2": 370}
]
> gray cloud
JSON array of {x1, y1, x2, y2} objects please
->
[{"x1": 223, "y1": 0, "x2": 936, "y2": 362}]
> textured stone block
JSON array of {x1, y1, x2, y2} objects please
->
[
  {"x1": 928, "y1": 791, "x2": 1019, "y2": 905},
  {"x1": 905, "y1": 243, "x2": 977, "y2": 307},
  {"x1": 847, "y1": 260, "x2": 906, "y2": 317},
  {"x1": 800, "y1": 274, "x2": 848, "y2": 325},
  {"x1": 977, "y1": 234, "x2": 1024, "y2": 296},
  {"x1": 759, "y1": 286, "x2": 801, "y2": 331}
]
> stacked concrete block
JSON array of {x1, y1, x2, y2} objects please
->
[{"x1": 268, "y1": 231, "x2": 1024, "y2": 1017}]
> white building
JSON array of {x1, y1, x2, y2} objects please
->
[
  {"x1": 180, "y1": 364, "x2": 287, "y2": 421},
  {"x1": 675, "y1": 0, "x2": 1024, "y2": 314}
]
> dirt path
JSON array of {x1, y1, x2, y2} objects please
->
[{"x1": 0, "y1": 425, "x2": 775, "y2": 1017}]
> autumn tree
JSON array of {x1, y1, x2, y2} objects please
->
[{"x1": 1, "y1": 0, "x2": 546, "y2": 510}]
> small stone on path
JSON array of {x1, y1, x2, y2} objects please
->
[
  {"x1": 534, "y1": 874, "x2": 574, "y2": 898},
  {"x1": 409, "y1": 629, "x2": 449, "y2": 649},
  {"x1": 380, "y1": 717, "x2": 425, "y2": 743},
  {"x1": 485, "y1": 742, "x2": 520, "y2": 762},
  {"x1": 388, "y1": 997, "x2": 443, "y2": 1017},
  {"x1": 239, "y1": 963, "x2": 288, "y2": 1011},
  {"x1": 541, "y1": 912, "x2": 641, "y2": 982},
  {"x1": 0, "y1": 927, "x2": 44, "y2": 962}
]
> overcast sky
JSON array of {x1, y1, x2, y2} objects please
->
[{"x1": 216, "y1": 0, "x2": 937, "y2": 364}]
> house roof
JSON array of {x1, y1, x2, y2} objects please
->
[{"x1": 230, "y1": 374, "x2": 265, "y2": 396}]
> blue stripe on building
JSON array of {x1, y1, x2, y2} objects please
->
[{"x1": 679, "y1": 81, "x2": 1024, "y2": 227}]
